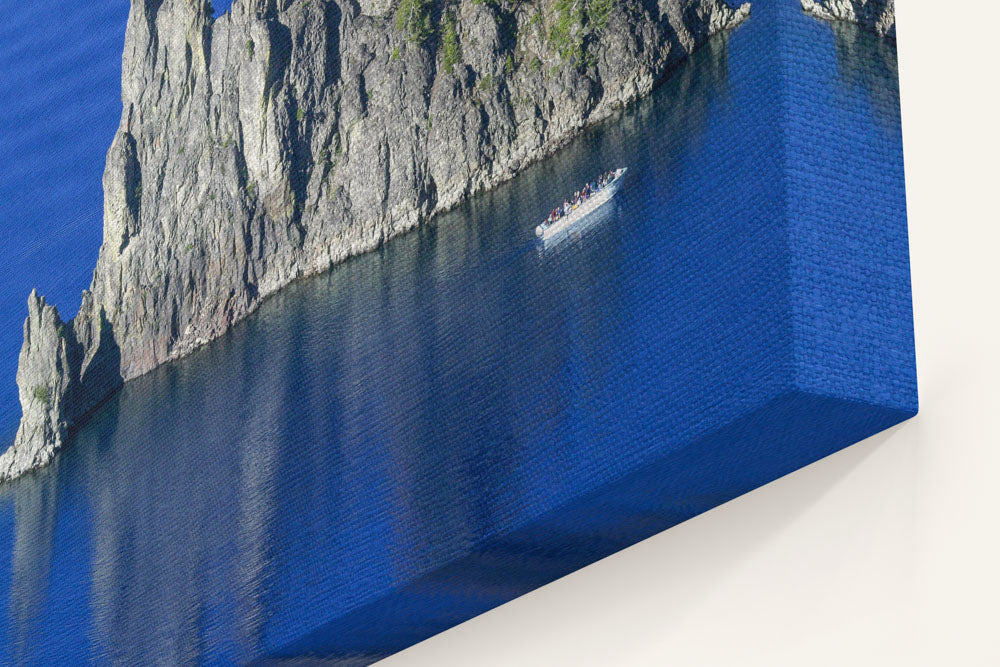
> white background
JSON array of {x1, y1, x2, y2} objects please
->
[{"x1": 383, "y1": 1, "x2": 1000, "y2": 664}]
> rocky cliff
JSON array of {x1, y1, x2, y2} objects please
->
[
  {"x1": 801, "y1": 0, "x2": 894, "y2": 39},
  {"x1": 1, "y1": 0, "x2": 750, "y2": 483}
]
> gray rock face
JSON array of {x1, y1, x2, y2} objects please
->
[
  {"x1": 1, "y1": 0, "x2": 750, "y2": 482},
  {"x1": 801, "y1": 0, "x2": 895, "y2": 39}
]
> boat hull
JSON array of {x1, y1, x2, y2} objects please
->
[{"x1": 536, "y1": 168, "x2": 627, "y2": 242}]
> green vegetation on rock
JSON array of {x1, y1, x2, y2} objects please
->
[
  {"x1": 477, "y1": 72, "x2": 495, "y2": 91},
  {"x1": 33, "y1": 385, "x2": 49, "y2": 405},
  {"x1": 589, "y1": 0, "x2": 614, "y2": 31},
  {"x1": 549, "y1": 0, "x2": 616, "y2": 67},
  {"x1": 549, "y1": 0, "x2": 584, "y2": 62},
  {"x1": 396, "y1": 0, "x2": 434, "y2": 45},
  {"x1": 504, "y1": 53, "x2": 515, "y2": 75},
  {"x1": 441, "y1": 11, "x2": 461, "y2": 73}
]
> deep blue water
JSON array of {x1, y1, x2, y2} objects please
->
[
  {"x1": 0, "y1": 1, "x2": 908, "y2": 663},
  {"x1": 0, "y1": 1, "x2": 130, "y2": 443}
]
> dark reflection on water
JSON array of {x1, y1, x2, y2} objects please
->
[
  {"x1": 0, "y1": 1, "x2": 907, "y2": 663},
  {"x1": 6, "y1": 460, "x2": 60, "y2": 666},
  {"x1": 829, "y1": 20, "x2": 901, "y2": 135}
]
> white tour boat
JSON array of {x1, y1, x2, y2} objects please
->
[{"x1": 535, "y1": 168, "x2": 627, "y2": 242}]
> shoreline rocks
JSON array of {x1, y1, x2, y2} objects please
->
[{"x1": 801, "y1": 0, "x2": 895, "y2": 40}]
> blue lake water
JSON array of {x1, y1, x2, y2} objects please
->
[
  {"x1": 0, "y1": 1, "x2": 906, "y2": 663},
  {"x1": 0, "y1": 2, "x2": 130, "y2": 443}
]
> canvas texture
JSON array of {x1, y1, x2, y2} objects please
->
[{"x1": 0, "y1": 0, "x2": 913, "y2": 663}]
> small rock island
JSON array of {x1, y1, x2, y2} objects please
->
[
  {"x1": 1, "y1": 0, "x2": 753, "y2": 482},
  {"x1": 801, "y1": 0, "x2": 895, "y2": 39}
]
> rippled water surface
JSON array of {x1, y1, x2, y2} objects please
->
[{"x1": 0, "y1": 1, "x2": 905, "y2": 662}]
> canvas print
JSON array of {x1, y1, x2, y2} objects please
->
[{"x1": 0, "y1": 0, "x2": 914, "y2": 663}]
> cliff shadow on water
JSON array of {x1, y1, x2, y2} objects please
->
[
  {"x1": 0, "y1": 25, "x2": 739, "y2": 663},
  {"x1": 828, "y1": 19, "x2": 901, "y2": 136}
]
